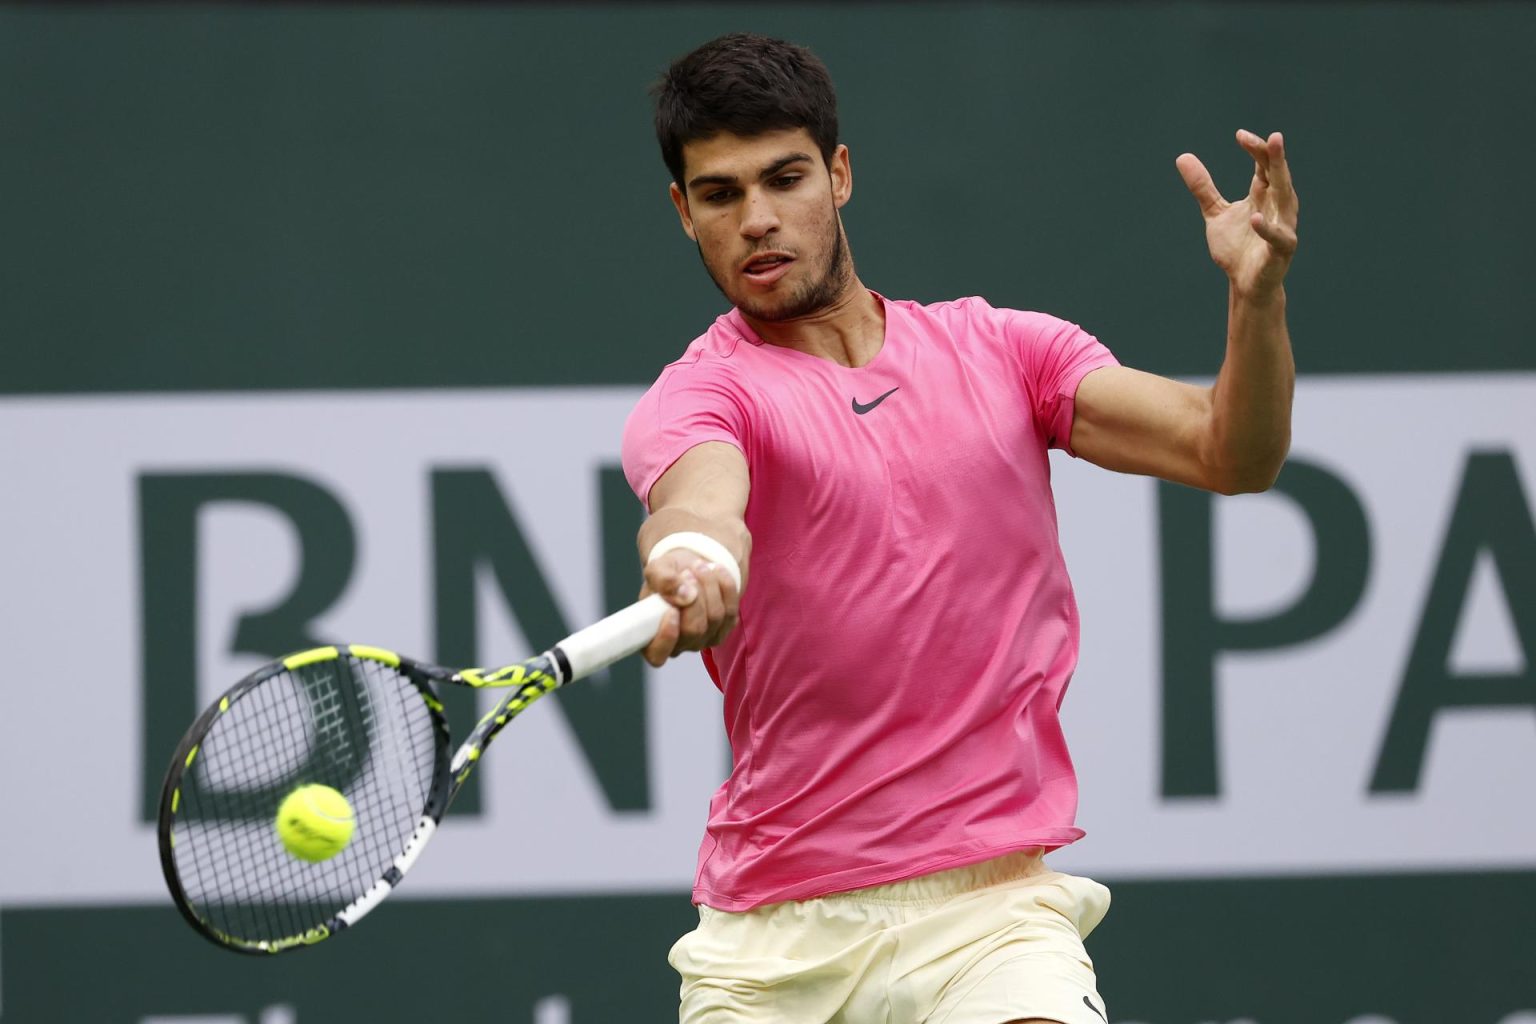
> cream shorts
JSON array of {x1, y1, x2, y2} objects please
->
[{"x1": 669, "y1": 849, "x2": 1111, "y2": 1024}]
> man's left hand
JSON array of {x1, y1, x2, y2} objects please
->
[{"x1": 1177, "y1": 130, "x2": 1299, "y2": 299}]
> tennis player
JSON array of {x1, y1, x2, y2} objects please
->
[{"x1": 622, "y1": 33, "x2": 1297, "y2": 1024}]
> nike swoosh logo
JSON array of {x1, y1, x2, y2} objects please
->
[
  {"x1": 851, "y1": 387, "x2": 899, "y2": 415},
  {"x1": 1083, "y1": 996, "x2": 1107, "y2": 1023}
]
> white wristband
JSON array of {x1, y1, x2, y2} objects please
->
[{"x1": 646, "y1": 531, "x2": 742, "y2": 592}]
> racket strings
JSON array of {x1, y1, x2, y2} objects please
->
[
  {"x1": 182, "y1": 672, "x2": 317, "y2": 943},
  {"x1": 170, "y1": 656, "x2": 442, "y2": 947}
]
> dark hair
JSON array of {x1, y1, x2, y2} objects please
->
[{"x1": 652, "y1": 33, "x2": 840, "y2": 186}]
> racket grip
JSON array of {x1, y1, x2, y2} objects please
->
[{"x1": 553, "y1": 593, "x2": 670, "y2": 681}]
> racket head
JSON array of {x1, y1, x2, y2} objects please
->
[{"x1": 157, "y1": 645, "x2": 452, "y2": 954}]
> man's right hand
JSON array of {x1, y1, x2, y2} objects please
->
[{"x1": 640, "y1": 547, "x2": 741, "y2": 666}]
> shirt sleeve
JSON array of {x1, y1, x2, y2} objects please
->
[
  {"x1": 621, "y1": 357, "x2": 751, "y2": 512},
  {"x1": 993, "y1": 305, "x2": 1120, "y2": 456}
]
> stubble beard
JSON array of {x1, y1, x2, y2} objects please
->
[{"x1": 699, "y1": 216, "x2": 854, "y2": 324}]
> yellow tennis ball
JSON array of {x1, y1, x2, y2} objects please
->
[{"x1": 275, "y1": 784, "x2": 356, "y2": 863}]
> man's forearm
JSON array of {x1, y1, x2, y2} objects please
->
[{"x1": 1208, "y1": 285, "x2": 1295, "y2": 493}]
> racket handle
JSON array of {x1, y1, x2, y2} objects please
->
[{"x1": 552, "y1": 593, "x2": 670, "y2": 681}]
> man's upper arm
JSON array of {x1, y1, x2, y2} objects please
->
[{"x1": 1069, "y1": 365, "x2": 1219, "y2": 490}]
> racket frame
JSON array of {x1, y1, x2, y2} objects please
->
[{"x1": 158, "y1": 593, "x2": 670, "y2": 954}]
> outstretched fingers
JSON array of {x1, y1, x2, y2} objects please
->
[
  {"x1": 1237, "y1": 128, "x2": 1272, "y2": 188},
  {"x1": 1263, "y1": 132, "x2": 1297, "y2": 211},
  {"x1": 1176, "y1": 152, "x2": 1225, "y2": 217},
  {"x1": 1249, "y1": 208, "x2": 1299, "y2": 257},
  {"x1": 1240, "y1": 130, "x2": 1300, "y2": 209},
  {"x1": 1244, "y1": 130, "x2": 1298, "y2": 256}
]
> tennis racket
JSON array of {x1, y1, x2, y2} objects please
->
[{"x1": 157, "y1": 593, "x2": 669, "y2": 954}]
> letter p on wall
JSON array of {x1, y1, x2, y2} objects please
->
[{"x1": 1052, "y1": 374, "x2": 1536, "y2": 879}]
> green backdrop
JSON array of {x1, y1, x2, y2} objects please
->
[{"x1": 4, "y1": 2, "x2": 1532, "y2": 394}]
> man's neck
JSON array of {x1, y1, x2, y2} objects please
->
[{"x1": 740, "y1": 280, "x2": 885, "y2": 368}]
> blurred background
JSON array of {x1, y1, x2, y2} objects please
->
[{"x1": 2, "y1": 3, "x2": 1532, "y2": 1022}]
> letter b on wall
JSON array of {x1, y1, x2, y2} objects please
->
[{"x1": 139, "y1": 471, "x2": 356, "y2": 820}]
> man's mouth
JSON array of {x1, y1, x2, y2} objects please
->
[{"x1": 742, "y1": 252, "x2": 795, "y2": 284}]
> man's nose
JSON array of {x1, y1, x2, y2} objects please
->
[{"x1": 740, "y1": 190, "x2": 781, "y2": 239}]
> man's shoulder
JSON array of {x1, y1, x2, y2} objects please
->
[
  {"x1": 886, "y1": 294, "x2": 1074, "y2": 342},
  {"x1": 883, "y1": 294, "x2": 1020, "y2": 344},
  {"x1": 643, "y1": 313, "x2": 754, "y2": 395},
  {"x1": 697, "y1": 311, "x2": 755, "y2": 358},
  {"x1": 885, "y1": 293, "x2": 987, "y2": 315},
  {"x1": 884, "y1": 293, "x2": 1014, "y2": 326}
]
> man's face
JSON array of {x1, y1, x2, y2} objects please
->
[{"x1": 669, "y1": 128, "x2": 854, "y2": 322}]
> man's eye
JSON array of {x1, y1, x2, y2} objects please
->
[
  {"x1": 705, "y1": 190, "x2": 734, "y2": 204},
  {"x1": 773, "y1": 176, "x2": 802, "y2": 189}
]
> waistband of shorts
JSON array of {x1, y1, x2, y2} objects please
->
[{"x1": 816, "y1": 848, "x2": 1048, "y2": 907}]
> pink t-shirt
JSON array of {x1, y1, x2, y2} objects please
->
[{"x1": 622, "y1": 293, "x2": 1119, "y2": 911}]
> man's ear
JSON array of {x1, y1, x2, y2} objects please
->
[
  {"x1": 830, "y1": 144, "x2": 853, "y2": 209},
  {"x1": 669, "y1": 182, "x2": 697, "y2": 241}
]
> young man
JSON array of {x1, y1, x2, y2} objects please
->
[{"x1": 622, "y1": 33, "x2": 1297, "y2": 1024}]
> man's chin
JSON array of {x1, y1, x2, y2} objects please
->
[
  {"x1": 737, "y1": 299, "x2": 798, "y2": 323},
  {"x1": 733, "y1": 287, "x2": 823, "y2": 323}
]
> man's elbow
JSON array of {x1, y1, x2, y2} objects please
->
[
  {"x1": 1209, "y1": 438, "x2": 1291, "y2": 495},
  {"x1": 1212, "y1": 465, "x2": 1282, "y2": 495}
]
